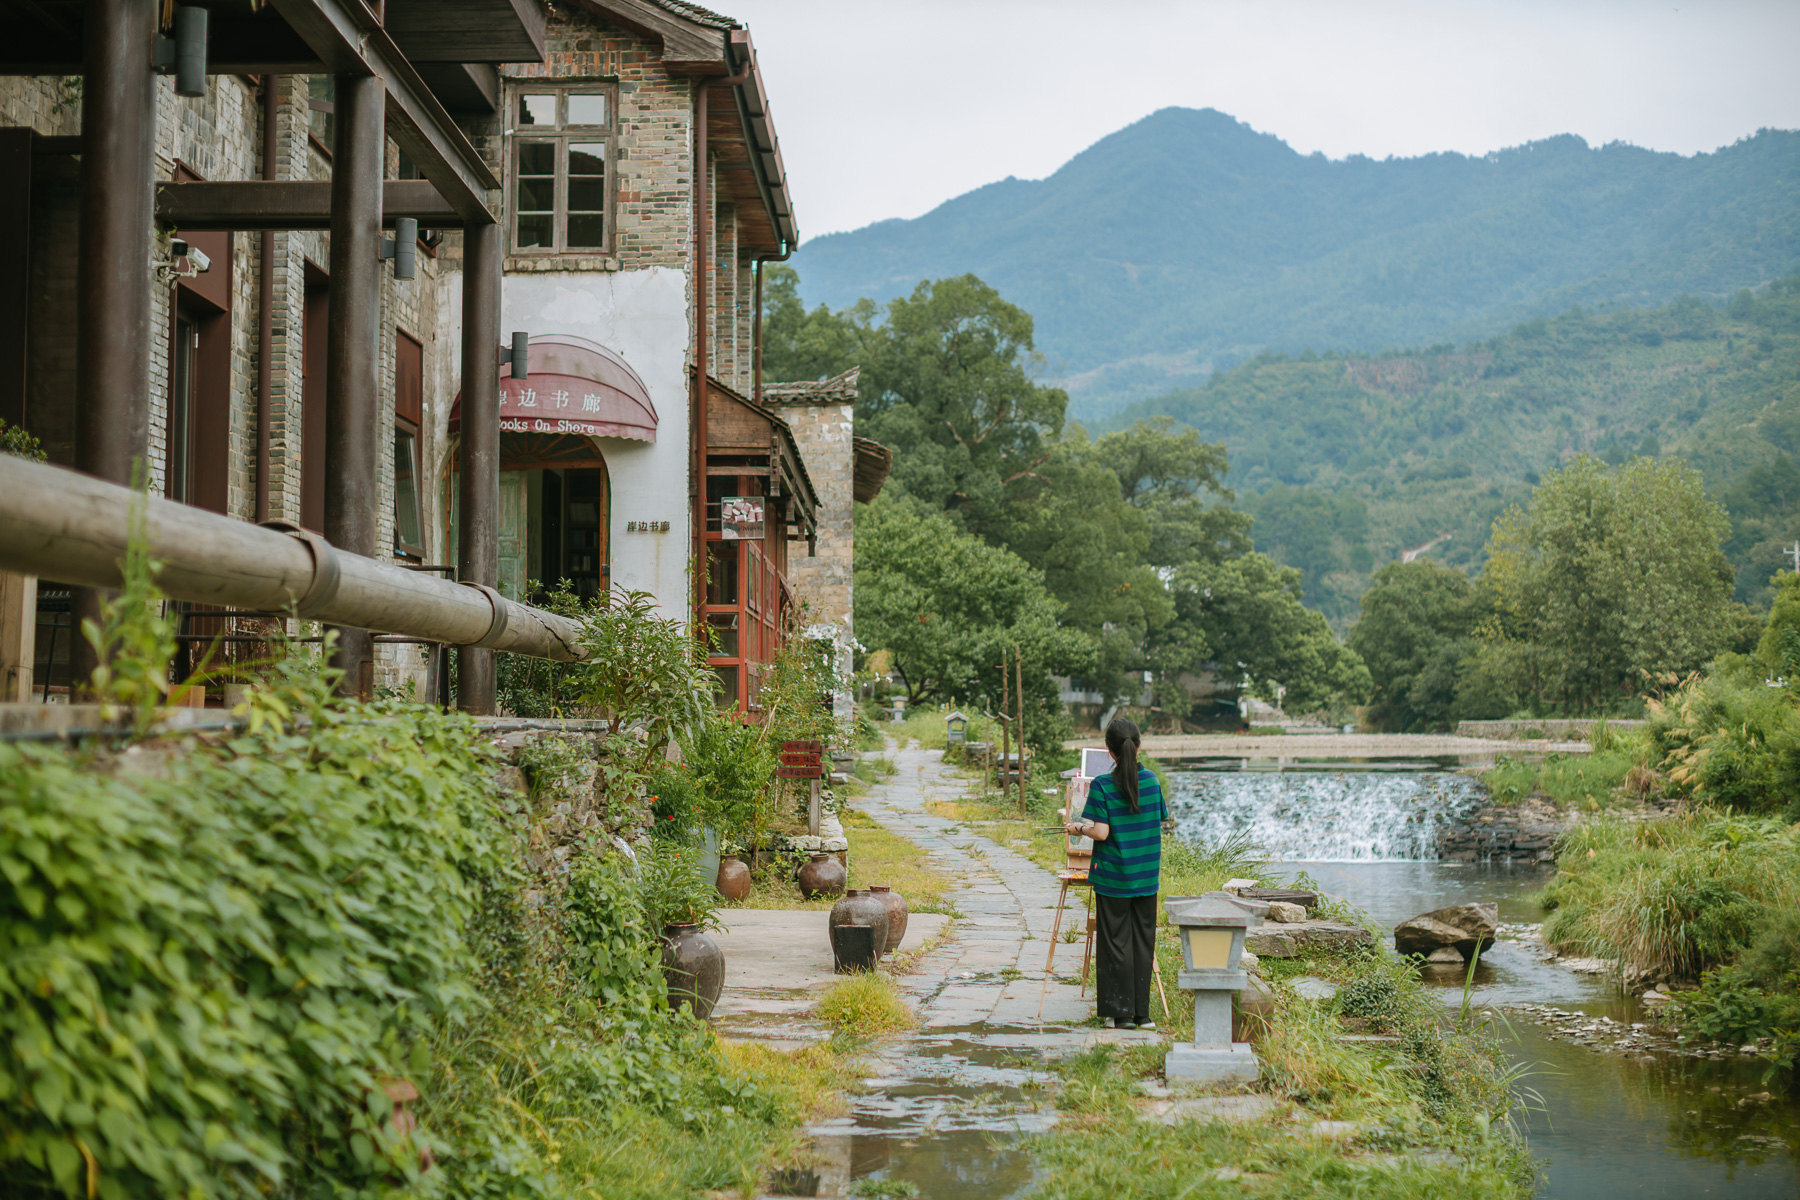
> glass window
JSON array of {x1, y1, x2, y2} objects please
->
[
  {"x1": 565, "y1": 93, "x2": 607, "y2": 125},
  {"x1": 392, "y1": 428, "x2": 424, "y2": 558},
  {"x1": 510, "y1": 87, "x2": 613, "y2": 254},
  {"x1": 706, "y1": 545, "x2": 738, "y2": 606},
  {"x1": 711, "y1": 664, "x2": 740, "y2": 710},
  {"x1": 707, "y1": 612, "x2": 739, "y2": 658},
  {"x1": 306, "y1": 75, "x2": 335, "y2": 150}
]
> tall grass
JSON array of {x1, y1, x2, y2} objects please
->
[
  {"x1": 1539, "y1": 808, "x2": 1800, "y2": 977},
  {"x1": 816, "y1": 971, "x2": 917, "y2": 1036}
]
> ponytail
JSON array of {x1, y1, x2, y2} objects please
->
[{"x1": 1105, "y1": 717, "x2": 1142, "y2": 813}]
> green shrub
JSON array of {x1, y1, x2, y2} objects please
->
[
  {"x1": 1482, "y1": 757, "x2": 1539, "y2": 804},
  {"x1": 0, "y1": 678, "x2": 514, "y2": 1197},
  {"x1": 1649, "y1": 662, "x2": 1800, "y2": 820},
  {"x1": 680, "y1": 711, "x2": 777, "y2": 847}
]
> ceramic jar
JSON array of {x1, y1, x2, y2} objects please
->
[
  {"x1": 715, "y1": 855, "x2": 751, "y2": 902},
  {"x1": 796, "y1": 852, "x2": 846, "y2": 900},
  {"x1": 828, "y1": 888, "x2": 891, "y2": 972},
  {"x1": 869, "y1": 884, "x2": 909, "y2": 954},
  {"x1": 661, "y1": 923, "x2": 725, "y2": 1019}
]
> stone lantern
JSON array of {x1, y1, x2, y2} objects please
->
[
  {"x1": 945, "y1": 711, "x2": 967, "y2": 745},
  {"x1": 1164, "y1": 891, "x2": 1269, "y2": 1082}
]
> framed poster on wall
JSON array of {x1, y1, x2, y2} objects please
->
[{"x1": 721, "y1": 496, "x2": 765, "y2": 540}]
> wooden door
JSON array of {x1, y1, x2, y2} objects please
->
[{"x1": 497, "y1": 470, "x2": 527, "y2": 600}]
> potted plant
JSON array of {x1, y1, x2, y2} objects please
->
[{"x1": 637, "y1": 848, "x2": 726, "y2": 1018}]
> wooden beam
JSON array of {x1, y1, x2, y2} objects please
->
[
  {"x1": 156, "y1": 179, "x2": 465, "y2": 230},
  {"x1": 266, "y1": 0, "x2": 499, "y2": 224},
  {"x1": 384, "y1": 0, "x2": 546, "y2": 63}
]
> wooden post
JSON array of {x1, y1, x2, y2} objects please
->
[
  {"x1": 71, "y1": 0, "x2": 157, "y2": 697},
  {"x1": 998, "y1": 649, "x2": 1011, "y2": 807},
  {"x1": 808, "y1": 777, "x2": 822, "y2": 837},
  {"x1": 0, "y1": 572, "x2": 33, "y2": 701},
  {"x1": 324, "y1": 71, "x2": 385, "y2": 698},
  {"x1": 457, "y1": 221, "x2": 503, "y2": 714},
  {"x1": 1015, "y1": 642, "x2": 1027, "y2": 816}
]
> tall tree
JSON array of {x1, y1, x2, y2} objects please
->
[
  {"x1": 1348, "y1": 561, "x2": 1486, "y2": 731},
  {"x1": 853, "y1": 495, "x2": 1095, "y2": 721},
  {"x1": 1479, "y1": 455, "x2": 1736, "y2": 711}
]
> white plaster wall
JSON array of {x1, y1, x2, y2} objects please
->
[{"x1": 502, "y1": 267, "x2": 692, "y2": 617}]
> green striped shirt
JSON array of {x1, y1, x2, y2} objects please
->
[{"x1": 1081, "y1": 767, "x2": 1166, "y2": 898}]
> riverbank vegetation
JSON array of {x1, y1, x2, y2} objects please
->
[
  {"x1": 1031, "y1": 946, "x2": 1537, "y2": 1199},
  {"x1": 1538, "y1": 808, "x2": 1800, "y2": 1082}
]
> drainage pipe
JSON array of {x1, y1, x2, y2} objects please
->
[{"x1": 0, "y1": 456, "x2": 587, "y2": 662}]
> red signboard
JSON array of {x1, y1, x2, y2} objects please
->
[{"x1": 778, "y1": 739, "x2": 823, "y2": 780}]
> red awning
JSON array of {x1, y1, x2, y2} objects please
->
[{"x1": 450, "y1": 333, "x2": 657, "y2": 442}]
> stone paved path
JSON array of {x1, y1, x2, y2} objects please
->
[
  {"x1": 859, "y1": 740, "x2": 1166, "y2": 1039},
  {"x1": 730, "y1": 740, "x2": 1163, "y2": 1199}
]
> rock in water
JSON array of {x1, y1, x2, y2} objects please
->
[{"x1": 1393, "y1": 903, "x2": 1498, "y2": 961}]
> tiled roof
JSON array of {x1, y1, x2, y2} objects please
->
[
  {"x1": 645, "y1": 0, "x2": 739, "y2": 30},
  {"x1": 761, "y1": 366, "x2": 861, "y2": 405}
]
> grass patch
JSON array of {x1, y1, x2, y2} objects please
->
[
  {"x1": 1031, "y1": 947, "x2": 1538, "y2": 1199},
  {"x1": 1479, "y1": 747, "x2": 1644, "y2": 809},
  {"x1": 1538, "y1": 808, "x2": 1800, "y2": 978},
  {"x1": 736, "y1": 808, "x2": 956, "y2": 915},
  {"x1": 817, "y1": 971, "x2": 918, "y2": 1036}
]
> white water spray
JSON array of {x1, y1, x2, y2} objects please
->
[{"x1": 1168, "y1": 765, "x2": 1486, "y2": 862}]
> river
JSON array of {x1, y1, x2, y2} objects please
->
[{"x1": 1168, "y1": 756, "x2": 1800, "y2": 1200}]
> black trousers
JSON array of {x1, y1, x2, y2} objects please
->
[{"x1": 1094, "y1": 892, "x2": 1157, "y2": 1025}]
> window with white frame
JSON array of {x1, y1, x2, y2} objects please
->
[{"x1": 511, "y1": 87, "x2": 615, "y2": 255}]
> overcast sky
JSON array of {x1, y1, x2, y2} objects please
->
[{"x1": 728, "y1": 0, "x2": 1800, "y2": 241}]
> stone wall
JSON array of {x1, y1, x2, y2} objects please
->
[
  {"x1": 1436, "y1": 796, "x2": 1570, "y2": 862},
  {"x1": 762, "y1": 370, "x2": 859, "y2": 633}
]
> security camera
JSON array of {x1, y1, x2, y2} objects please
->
[{"x1": 188, "y1": 245, "x2": 211, "y2": 274}]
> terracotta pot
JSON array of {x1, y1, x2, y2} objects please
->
[
  {"x1": 828, "y1": 888, "x2": 890, "y2": 970},
  {"x1": 869, "y1": 884, "x2": 909, "y2": 954},
  {"x1": 661, "y1": 923, "x2": 725, "y2": 1019},
  {"x1": 715, "y1": 855, "x2": 751, "y2": 902},
  {"x1": 796, "y1": 852, "x2": 846, "y2": 900}
]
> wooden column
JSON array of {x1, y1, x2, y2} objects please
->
[
  {"x1": 71, "y1": 0, "x2": 157, "y2": 695},
  {"x1": 324, "y1": 71, "x2": 384, "y2": 698},
  {"x1": 456, "y1": 221, "x2": 502, "y2": 714},
  {"x1": 0, "y1": 571, "x2": 33, "y2": 701}
]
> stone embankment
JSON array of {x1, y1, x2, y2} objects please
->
[
  {"x1": 1455, "y1": 718, "x2": 1645, "y2": 741},
  {"x1": 1435, "y1": 795, "x2": 1569, "y2": 862}
]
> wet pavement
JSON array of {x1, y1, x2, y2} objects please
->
[{"x1": 715, "y1": 742, "x2": 1159, "y2": 1199}]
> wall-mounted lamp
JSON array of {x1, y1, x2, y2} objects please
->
[
  {"x1": 380, "y1": 217, "x2": 418, "y2": 280},
  {"x1": 499, "y1": 331, "x2": 529, "y2": 380},
  {"x1": 154, "y1": 5, "x2": 209, "y2": 98}
]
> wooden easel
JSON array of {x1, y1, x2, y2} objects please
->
[{"x1": 1036, "y1": 768, "x2": 1172, "y2": 1022}]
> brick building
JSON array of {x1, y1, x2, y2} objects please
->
[{"x1": 0, "y1": 0, "x2": 821, "y2": 716}]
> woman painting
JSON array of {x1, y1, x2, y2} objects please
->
[{"x1": 1065, "y1": 718, "x2": 1165, "y2": 1029}]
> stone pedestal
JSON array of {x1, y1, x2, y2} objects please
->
[{"x1": 1165, "y1": 1042, "x2": 1260, "y2": 1083}]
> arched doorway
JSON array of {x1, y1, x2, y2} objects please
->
[{"x1": 448, "y1": 334, "x2": 657, "y2": 602}]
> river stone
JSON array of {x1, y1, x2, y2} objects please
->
[
  {"x1": 1266, "y1": 900, "x2": 1309, "y2": 923},
  {"x1": 1393, "y1": 903, "x2": 1498, "y2": 961},
  {"x1": 1245, "y1": 920, "x2": 1375, "y2": 958}
]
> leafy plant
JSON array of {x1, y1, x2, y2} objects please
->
[
  {"x1": 0, "y1": 415, "x2": 46, "y2": 460},
  {"x1": 681, "y1": 709, "x2": 778, "y2": 847},
  {"x1": 634, "y1": 845, "x2": 722, "y2": 931},
  {"x1": 575, "y1": 589, "x2": 713, "y2": 776}
]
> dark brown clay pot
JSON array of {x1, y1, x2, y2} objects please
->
[
  {"x1": 869, "y1": 884, "x2": 909, "y2": 954},
  {"x1": 828, "y1": 888, "x2": 890, "y2": 970},
  {"x1": 796, "y1": 852, "x2": 846, "y2": 900},
  {"x1": 715, "y1": 855, "x2": 751, "y2": 902},
  {"x1": 661, "y1": 923, "x2": 724, "y2": 1019}
]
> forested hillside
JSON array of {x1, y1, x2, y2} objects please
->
[
  {"x1": 1113, "y1": 278, "x2": 1800, "y2": 624},
  {"x1": 790, "y1": 108, "x2": 1800, "y2": 421}
]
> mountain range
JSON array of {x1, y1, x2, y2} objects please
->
[{"x1": 790, "y1": 108, "x2": 1800, "y2": 421}]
